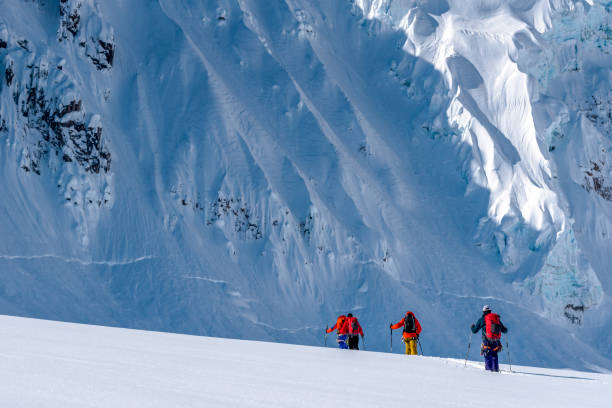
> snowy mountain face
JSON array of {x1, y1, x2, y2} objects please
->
[{"x1": 1, "y1": 0, "x2": 611, "y2": 370}]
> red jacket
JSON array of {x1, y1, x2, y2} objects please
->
[
  {"x1": 326, "y1": 315, "x2": 348, "y2": 334},
  {"x1": 391, "y1": 311, "x2": 421, "y2": 339},
  {"x1": 342, "y1": 316, "x2": 364, "y2": 336}
]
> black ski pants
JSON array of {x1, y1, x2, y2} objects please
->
[{"x1": 348, "y1": 335, "x2": 359, "y2": 350}]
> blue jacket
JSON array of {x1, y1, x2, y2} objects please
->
[{"x1": 471, "y1": 312, "x2": 507, "y2": 339}]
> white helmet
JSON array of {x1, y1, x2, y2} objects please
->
[{"x1": 482, "y1": 305, "x2": 491, "y2": 312}]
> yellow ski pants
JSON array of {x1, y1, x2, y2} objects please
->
[{"x1": 403, "y1": 337, "x2": 418, "y2": 355}]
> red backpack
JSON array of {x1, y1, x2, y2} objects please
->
[{"x1": 485, "y1": 313, "x2": 502, "y2": 340}]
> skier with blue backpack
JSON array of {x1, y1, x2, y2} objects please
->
[
  {"x1": 326, "y1": 314, "x2": 349, "y2": 349},
  {"x1": 471, "y1": 305, "x2": 508, "y2": 372}
]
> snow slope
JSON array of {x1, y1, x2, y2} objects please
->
[
  {"x1": 1, "y1": 0, "x2": 612, "y2": 370},
  {"x1": 0, "y1": 315, "x2": 610, "y2": 408}
]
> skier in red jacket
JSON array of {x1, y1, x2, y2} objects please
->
[
  {"x1": 390, "y1": 311, "x2": 422, "y2": 355},
  {"x1": 326, "y1": 315, "x2": 349, "y2": 349},
  {"x1": 342, "y1": 313, "x2": 364, "y2": 350}
]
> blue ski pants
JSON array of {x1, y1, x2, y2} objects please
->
[
  {"x1": 482, "y1": 339, "x2": 501, "y2": 372},
  {"x1": 337, "y1": 334, "x2": 348, "y2": 349}
]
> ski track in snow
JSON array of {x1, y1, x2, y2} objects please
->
[
  {"x1": 397, "y1": 278, "x2": 565, "y2": 325},
  {"x1": 0, "y1": 254, "x2": 156, "y2": 267},
  {"x1": 399, "y1": 279, "x2": 519, "y2": 306},
  {"x1": 181, "y1": 275, "x2": 228, "y2": 285},
  {"x1": 181, "y1": 277, "x2": 319, "y2": 333},
  {"x1": 398, "y1": 277, "x2": 584, "y2": 326},
  {"x1": 251, "y1": 320, "x2": 322, "y2": 333}
]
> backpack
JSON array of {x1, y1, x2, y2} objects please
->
[
  {"x1": 403, "y1": 313, "x2": 416, "y2": 334},
  {"x1": 485, "y1": 313, "x2": 502, "y2": 340},
  {"x1": 350, "y1": 318, "x2": 359, "y2": 335}
]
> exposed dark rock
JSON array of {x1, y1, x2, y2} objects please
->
[
  {"x1": 579, "y1": 92, "x2": 612, "y2": 201},
  {"x1": 4, "y1": 62, "x2": 13, "y2": 86},
  {"x1": 0, "y1": 39, "x2": 7, "y2": 49},
  {"x1": 584, "y1": 160, "x2": 612, "y2": 201},
  {"x1": 61, "y1": 100, "x2": 81, "y2": 116},
  {"x1": 57, "y1": 0, "x2": 115, "y2": 71},
  {"x1": 8, "y1": 62, "x2": 111, "y2": 175},
  {"x1": 564, "y1": 304, "x2": 585, "y2": 325},
  {"x1": 17, "y1": 39, "x2": 29, "y2": 51},
  {"x1": 298, "y1": 214, "x2": 313, "y2": 241},
  {"x1": 87, "y1": 38, "x2": 115, "y2": 70},
  {"x1": 98, "y1": 40, "x2": 114, "y2": 67},
  {"x1": 207, "y1": 196, "x2": 263, "y2": 240},
  {"x1": 58, "y1": 0, "x2": 82, "y2": 40}
]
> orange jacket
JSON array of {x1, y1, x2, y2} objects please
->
[
  {"x1": 326, "y1": 315, "x2": 348, "y2": 334},
  {"x1": 391, "y1": 311, "x2": 422, "y2": 339}
]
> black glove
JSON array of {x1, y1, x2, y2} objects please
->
[
  {"x1": 470, "y1": 324, "x2": 475, "y2": 330},
  {"x1": 389, "y1": 323, "x2": 393, "y2": 328}
]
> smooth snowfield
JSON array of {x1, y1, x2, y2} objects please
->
[{"x1": 0, "y1": 316, "x2": 610, "y2": 407}]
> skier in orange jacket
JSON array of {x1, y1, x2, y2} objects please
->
[
  {"x1": 326, "y1": 315, "x2": 349, "y2": 349},
  {"x1": 390, "y1": 311, "x2": 422, "y2": 355}
]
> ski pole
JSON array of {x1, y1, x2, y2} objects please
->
[
  {"x1": 324, "y1": 325, "x2": 328, "y2": 347},
  {"x1": 417, "y1": 337, "x2": 424, "y2": 356},
  {"x1": 361, "y1": 335, "x2": 366, "y2": 350},
  {"x1": 506, "y1": 334, "x2": 512, "y2": 372},
  {"x1": 390, "y1": 325, "x2": 393, "y2": 353},
  {"x1": 464, "y1": 332, "x2": 473, "y2": 368}
]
